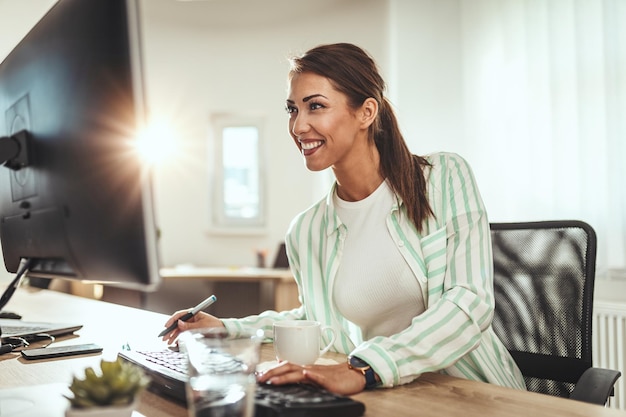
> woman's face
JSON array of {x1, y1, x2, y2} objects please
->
[{"x1": 286, "y1": 72, "x2": 367, "y2": 172}]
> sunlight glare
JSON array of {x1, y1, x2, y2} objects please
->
[{"x1": 135, "y1": 119, "x2": 179, "y2": 166}]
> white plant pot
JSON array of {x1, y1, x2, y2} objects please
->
[{"x1": 65, "y1": 401, "x2": 136, "y2": 417}]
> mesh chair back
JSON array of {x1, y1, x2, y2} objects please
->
[{"x1": 490, "y1": 221, "x2": 596, "y2": 398}]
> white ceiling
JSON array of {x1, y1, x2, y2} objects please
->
[{"x1": 142, "y1": 0, "x2": 361, "y2": 30}]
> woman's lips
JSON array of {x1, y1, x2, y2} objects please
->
[{"x1": 300, "y1": 140, "x2": 324, "y2": 156}]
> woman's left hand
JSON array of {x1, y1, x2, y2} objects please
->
[{"x1": 256, "y1": 361, "x2": 367, "y2": 395}]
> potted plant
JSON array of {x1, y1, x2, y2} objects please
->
[{"x1": 64, "y1": 357, "x2": 150, "y2": 417}]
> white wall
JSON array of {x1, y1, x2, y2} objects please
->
[
  {"x1": 389, "y1": 0, "x2": 464, "y2": 156},
  {"x1": 0, "y1": 0, "x2": 55, "y2": 60}
]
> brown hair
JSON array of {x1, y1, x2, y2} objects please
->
[{"x1": 288, "y1": 43, "x2": 433, "y2": 232}]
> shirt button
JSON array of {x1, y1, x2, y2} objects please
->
[{"x1": 398, "y1": 240, "x2": 405, "y2": 247}]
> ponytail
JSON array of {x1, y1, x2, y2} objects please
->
[{"x1": 375, "y1": 99, "x2": 433, "y2": 232}]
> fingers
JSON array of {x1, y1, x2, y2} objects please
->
[
  {"x1": 258, "y1": 362, "x2": 310, "y2": 385},
  {"x1": 163, "y1": 310, "x2": 191, "y2": 328},
  {"x1": 257, "y1": 362, "x2": 366, "y2": 395},
  {"x1": 160, "y1": 314, "x2": 191, "y2": 344},
  {"x1": 301, "y1": 369, "x2": 325, "y2": 386},
  {"x1": 161, "y1": 323, "x2": 182, "y2": 344},
  {"x1": 161, "y1": 319, "x2": 196, "y2": 343},
  {"x1": 161, "y1": 312, "x2": 225, "y2": 344}
]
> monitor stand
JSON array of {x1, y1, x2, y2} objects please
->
[{"x1": 0, "y1": 258, "x2": 34, "y2": 315}]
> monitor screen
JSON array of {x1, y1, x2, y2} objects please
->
[{"x1": 0, "y1": 0, "x2": 160, "y2": 291}]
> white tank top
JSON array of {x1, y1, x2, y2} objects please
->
[{"x1": 333, "y1": 180, "x2": 425, "y2": 341}]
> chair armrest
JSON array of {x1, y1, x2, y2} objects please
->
[{"x1": 570, "y1": 367, "x2": 622, "y2": 405}]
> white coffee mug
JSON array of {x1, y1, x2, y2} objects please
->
[{"x1": 273, "y1": 320, "x2": 336, "y2": 365}]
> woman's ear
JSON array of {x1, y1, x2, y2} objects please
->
[{"x1": 359, "y1": 97, "x2": 378, "y2": 129}]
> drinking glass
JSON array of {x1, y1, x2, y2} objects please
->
[{"x1": 179, "y1": 328, "x2": 262, "y2": 417}]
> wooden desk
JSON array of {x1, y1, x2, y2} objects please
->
[
  {"x1": 159, "y1": 266, "x2": 300, "y2": 312},
  {"x1": 1, "y1": 287, "x2": 184, "y2": 417},
  {"x1": 2, "y1": 287, "x2": 625, "y2": 417}
]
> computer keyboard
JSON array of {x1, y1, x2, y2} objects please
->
[
  {"x1": 253, "y1": 382, "x2": 365, "y2": 417},
  {"x1": 119, "y1": 348, "x2": 365, "y2": 417}
]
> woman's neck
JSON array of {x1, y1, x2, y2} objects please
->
[{"x1": 333, "y1": 151, "x2": 384, "y2": 202}]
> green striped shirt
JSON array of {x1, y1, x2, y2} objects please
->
[{"x1": 223, "y1": 152, "x2": 526, "y2": 390}]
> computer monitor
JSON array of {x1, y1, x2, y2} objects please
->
[{"x1": 0, "y1": 0, "x2": 160, "y2": 292}]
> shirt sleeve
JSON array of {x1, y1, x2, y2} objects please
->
[{"x1": 221, "y1": 306, "x2": 304, "y2": 341}]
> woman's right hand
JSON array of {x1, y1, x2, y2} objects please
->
[{"x1": 160, "y1": 310, "x2": 225, "y2": 345}]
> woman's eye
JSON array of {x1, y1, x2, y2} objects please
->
[
  {"x1": 285, "y1": 105, "x2": 297, "y2": 114},
  {"x1": 309, "y1": 102, "x2": 324, "y2": 110}
]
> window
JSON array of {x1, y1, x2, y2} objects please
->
[{"x1": 210, "y1": 116, "x2": 265, "y2": 232}]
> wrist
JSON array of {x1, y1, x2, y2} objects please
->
[{"x1": 347, "y1": 356, "x2": 380, "y2": 389}]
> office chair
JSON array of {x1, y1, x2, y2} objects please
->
[{"x1": 490, "y1": 220, "x2": 621, "y2": 405}]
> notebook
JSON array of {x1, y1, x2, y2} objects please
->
[
  {"x1": 0, "y1": 383, "x2": 69, "y2": 417},
  {"x1": 0, "y1": 319, "x2": 82, "y2": 341}
]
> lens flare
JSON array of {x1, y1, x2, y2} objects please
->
[{"x1": 134, "y1": 119, "x2": 178, "y2": 166}]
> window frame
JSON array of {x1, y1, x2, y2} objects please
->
[{"x1": 208, "y1": 114, "x2": 267, "y2": 235}]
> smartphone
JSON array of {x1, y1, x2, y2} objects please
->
[{"x1": 21, "y1": 343, "x2": 103, "y2": 360}]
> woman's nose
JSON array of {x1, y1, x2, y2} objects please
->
[{"x1": 291, "y1": 113, "x2": 309, "y2": 136}]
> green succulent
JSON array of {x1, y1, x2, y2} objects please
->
[{"x1": 65, "y1": 358, "x2": 150, "y2": 409}]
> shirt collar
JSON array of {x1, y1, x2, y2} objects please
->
[{"x1": 323, "y1": 180, "x2": 404, "y2": 236}]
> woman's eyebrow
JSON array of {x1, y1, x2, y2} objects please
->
[
  {"x1": 303, "y1": 94, "x2": 326, "y2": 102},
  {"x1": 286, "y1": 94, "x2": 328, "y2": 105}
]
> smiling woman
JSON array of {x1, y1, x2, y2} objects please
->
[{"x1": 162, "y1": 42, "x2": 527, "y2": 397}]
